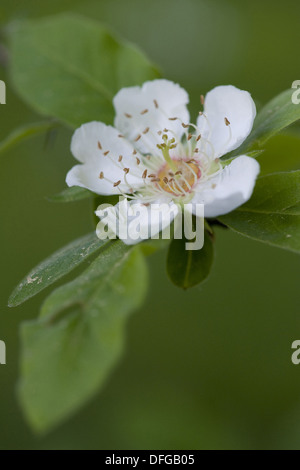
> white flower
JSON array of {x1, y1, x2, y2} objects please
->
[{"x1": 66, "y1": 79, "x2": 260, "y2": 244}]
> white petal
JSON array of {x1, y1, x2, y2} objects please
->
[
  {"x1": 67, "y1": 122, "x2": 146, "y2": 195},
  {"x1": 95, "y1": 199, "x2": 179, "y2": 245},
  {"x1": 197, "y1": 85, "x2": 256, "y2": 158},
  {"x1": 113, "y1": 79, "x2": 190, "y2": 154},
  {"x1": 193, "y1": 155, "x2": 260, "y2": 217}
]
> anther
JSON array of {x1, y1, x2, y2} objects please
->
[
  {"x1": 163, "y1": 177, "x2": 169, "y2": 184},
  {"x1": 157, "y1": 130, "x2": 162, "y2": 136},
  {"x1": 124, "y1": 113, "x2": 132, "y2": 118},
  {"x1": 200, "y1": 95, "x2": 205, "y2": 106},
  {"x1": 118, "y1": 155, "x2": 123, "y2": 162},
  {"x1": 136, "y1": 157, "x2": 140, "y2": 165},
  {"x1": 169, "y1": 117, "x2": 178, "y2": 121},
  {"x1": 97, "y1": 141, "x2": 102, "y2": 150},
  {"x1": 113, "y1": 180, "x2": 121, "y2": 187},
  {"x1": 123, "y1": 168, "x2": 129, "y2": 174},
  {"x1": 135, "y1": 134, "x2": 142, "y2": 142},
  {"x1": 194, "y1": 148, "x2": 199, "y2": 153},
  {"x1": 118, "y1": 134, "x2": 124, "y2": 138},
  {"x1": 151, "y1": 178, "x2": 160, "y2": 183},
  {"x1": 199, "y1": 111, "x2": 203, "y2": 116},
  {"x1": 99, "y1": 172, "x2": 104, "y2": 179},
  {"x1": 143, "y1": 127, "x2": 150, "y2": 134},
  {"x1": 148, "y1": 174, "x2": 156, "y2": 178},
  {"x1": 181, "y1": 123, "x2": 189, "y2": 128},
  {"x1": 103, "y1": 150, "x2": 110, "y2": 156},
  {"x1": 132, "y1": 149, "x2": 137, "y2": 155},
  {"x1": 188, "y1": 134, "x2": 193, "y2": 141},
  {"x1": 196, "y1": 134, "x2": 201, "y2": 141},
  {"x1": 142, "y1": 169, "x2": 148, "y2": 178},
  {"x1": 175, "y1": 171, "x2": 182, "y2": 175},
  {"x1": 153, "y1": 99, "x2": 159, "y2": 109},
  {"x1": 211, "y1": 183, "x2": 217, "y2": 189},
  {"x1": 141, "y1": 109, "x2": 149, "y2": 115},
  {"x1": 224, "y1": 117, "x2": 230, "y2": 126},
  {"x1": 170, "y1": 144, "x2": 177, "y2": 149},
  {"x1": 168, "y1": 171, "x2": 174, "y2": 177}
]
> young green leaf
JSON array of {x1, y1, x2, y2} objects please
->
[
  {"x1": 0, "y1": 121, "x2": 57, "y2": 154},
  {"x1": 8, "y1": 232, "x2": 108, "y2": 307},
  {"x1": 167, "y1": 230, "x2": 214, "y2": 289},
  {"x1": 19, "y1": 243, "x2": 148, "y2": 433},
  {"x1": 219, "y1": 171, "x2": 300, "y2": 253},
  {"x1": 223, "y1": 89, "x2": 300, "y2": 159},
  {"x1": 47, "y1": 186, "x2": 93, "y2": 203},
  {"x1": 9, "y1": 14, "x2": 160, "y2": 128}
]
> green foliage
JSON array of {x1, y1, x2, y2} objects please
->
[
  {"x1": 167, "y1": 230, "x2": 214, "y2": 289},
  {"x1": 19, "y1": 243, "x2": 148, "y2": 433},
  {"x1": 47, "y1": 186, "x2": 93, "y2": 203},
  {"x1": 9, "y1": 233, "x2": 108, "y2": 307},
  {"x1": 219, "y1": 171, "x2": 300, "y2": 253},
  {"x1": 9, "y1": 14, "x2": 160, "y2": 128},
  {"x1": 0, "y1": 121, "x2": 57, "y2": 154}
]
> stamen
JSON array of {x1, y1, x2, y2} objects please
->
[
  {"x1": 181, "y1": 123, "x2": 189, "y2": 128},
  {"x1": 113, "y1": 180, "x2": 121, "y2": 187},
  {"x1": 123, "y1": 168, "x2": 129, "y2": 174},
  {"x1": 224, "y1": 117, "x2": 230, "y2": 126}
]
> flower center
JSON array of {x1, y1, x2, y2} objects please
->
[{"x1": 156, "y1": 158, "x2": 201, "y2": 196}]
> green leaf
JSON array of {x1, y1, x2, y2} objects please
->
[
  {"x1": 8, "y1": 232, "x2": 108, "y2": 307},
  {"x1": 258, "y1": 134, "x2": 300, "y2": 176},
  {"x1": 0, "y1": 121, "x2": 57, "y2": 154},
  {"x1": 219, "y1": 171, "x2": 300, "y2": 254},
  {"x1": 167, "y1": 230, "x2": 214, "y2": 289},
  {"x1": 47, "y1": 186, "x2": 93, "y2": 203},
  {"x1": 19, "y1": 242, "x2": 148, "y2": 433},
  {"x1": 224, "y1": 89, "x2": 300, "y2": 159},
  {"x1": 9, "y1": 14, "x2": 160, "y2": 128}
]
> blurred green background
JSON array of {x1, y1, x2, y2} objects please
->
[{"x1": 0, "y1": 0, "x2": 300, "y2": 450}]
